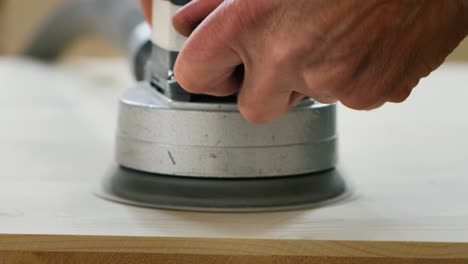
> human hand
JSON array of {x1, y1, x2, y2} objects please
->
[{"x1": 143, "y1": 0, "x2": 468, "y2": 123}]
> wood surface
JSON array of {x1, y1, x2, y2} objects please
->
[
  {"x1": 1, "y1": 235, "x2": 468, "y2": 264},
  {"x1": 0, "y1": 58, "x2": 468, "y2": 263},
  {"x1": 0, "y1": 0, "x2": 5, "y2": 53}
]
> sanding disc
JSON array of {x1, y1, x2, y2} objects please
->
[{"x1": 98, "y1": 165, "x2": 348, "y2": 212}]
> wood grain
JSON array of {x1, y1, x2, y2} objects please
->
[
  {"x1": 2, "y1": 252, "x2": 467, "y2": 264},
  {"x1": 0, "y1": 59, "x2": 468, "y2": 263},
  {"x1": 0, "y1": 0, "x2": 5, "y2": 53},
  {"x1": 1, "y1": 235, "x2": 468, "y2": 263}
]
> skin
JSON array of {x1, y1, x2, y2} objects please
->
[{"x1": 141, "y1": 0, "x2": 468, "y2": 124}]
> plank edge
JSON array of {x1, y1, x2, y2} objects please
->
[{"x1": 1, "y1": 234, "x2": 467, "y2": 259}]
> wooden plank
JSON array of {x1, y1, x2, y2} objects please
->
[
  {"x1": 1, "y1": 235, "x2": 468, "y2": 263},
  {"x1": 0, "y1": 0, "x2": 5, "y2": 53},
  {"x1": 1, "y1": 235, "x2": 468, "y2": 257},
  {"x1": 0, "y1": 58, "x2": 468, "y2": 262},
  {"x1": 1, "y1": 252, "x2": 466, "y2": 264}
]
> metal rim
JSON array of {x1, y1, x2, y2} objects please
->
[{"x1": 116, "y1": 83, "x2": 337, "y2": 178}]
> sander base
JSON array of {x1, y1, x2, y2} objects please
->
[{"x1": 98, "y1": 165, "x2": 348, "y2": 212}]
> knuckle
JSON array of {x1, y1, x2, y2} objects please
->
[
  {"x1": 303, "y1": 62, "x2": 353, "y2": 97},
  {"x1": 269, "y1": 45, "x2": 293, "y2": 68}
]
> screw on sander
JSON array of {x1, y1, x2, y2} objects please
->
[{"x1": 147, "y1": 44, "x2": 189, "y2": 101}]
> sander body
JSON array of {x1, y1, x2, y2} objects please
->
[{"x1": 101, "y1": 0, "x2": 347, "y2": 211}]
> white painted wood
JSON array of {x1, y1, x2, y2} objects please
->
[{"x1": 0, "y1": 58, "x2": 467, "y2": 243}]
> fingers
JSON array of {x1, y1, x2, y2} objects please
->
[
  {"x1": 173, "y1": 0, "x2": 225, "y2": 37},
  {"x1": 174, "y1": 1, "x2": 243, "y2": 96},
  {"x1": 238, "y1": 84, "x2": 297, "y2": 124},
  {"x1": 231, "y1": 57, "x2": 314, "y2": 124},
  {"x1": 174, "y1": 0, "x2": 305, "y2": 121},
  {"x1": 140, "y1": 0, "x2": 152, "y2": 25},
  {"x1": 171, "y1": 0, "x2": 418, "y2": 124}
]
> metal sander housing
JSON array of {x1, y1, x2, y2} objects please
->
[
  {"x1": 116, "y1": 83, "x2": 337, "y2": 178},
  {"x1": 104, "y1": 0, "x2": 347, "y2": 211},
  {"x1": 106, "y1": 82, "x2": 346, "y2": 212},
  {"x1": 23, "y1": 0, "x2": 347, "y2": 211}
]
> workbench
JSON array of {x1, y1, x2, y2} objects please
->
[{"x1": 1, "y1": 58, "x2": 467, "y2": 263}]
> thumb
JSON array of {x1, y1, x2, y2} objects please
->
[{"x1": 174, "y1": 1, "x2": 243, "y2": 96}]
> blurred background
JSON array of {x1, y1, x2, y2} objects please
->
[
  {"x1": 1, "y1": 0, "x2": 467, "y2": 61},
  {"x1": 0, "y1": 0, "x2": 125, "y2": 58}
]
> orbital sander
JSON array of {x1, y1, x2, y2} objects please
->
[
  {"x1": 23, "y1": 0, "x2": 348, "y2": 212},
  {"x1": 100, "y1": 0, "x2": 347, "y2": 212},
  {"x1": 25, "y1": 0, "x2": 347, "y2": 212}
]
